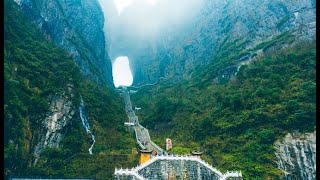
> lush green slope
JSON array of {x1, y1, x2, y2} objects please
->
[
  {"x1": 4, "y1": 1, "x2": 136, "y2": 179},
  {"x1": 131, "y1": 43, "x2": 316, "y2": 178},
  {"x1": 4, "y1": 0, "x2": 315, "y2": 178}
]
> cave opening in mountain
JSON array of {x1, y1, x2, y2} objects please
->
[{"x1": 112, "y1": 56, "x2": 133, "y2": 87}]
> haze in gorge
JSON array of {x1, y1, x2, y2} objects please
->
[{"x1": 4, "y1": 0, "x2": 316, "y2": 179}]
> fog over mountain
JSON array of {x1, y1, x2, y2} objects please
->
[
  {"x1": 100, "y1": 0, "x2": 204, "y2": 38},
  {"x1": 100, "y1": 0, "x2": 315, "y2": 85},
  {"x1": 4, "y1": 0, "x2": 315, "y2": 179}
]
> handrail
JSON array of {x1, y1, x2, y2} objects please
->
[
  {"x1": 134, "y1": 127, "x2": 146, "y2": 150},
  {"x1": 222, "y1": 171, "x2": 243, "y2": 179},
  {"x1": 135, "y1": 156, "x2": 223, "y2": 176},
  {"x1": 117, "y1": 82, "x2": 242, "y2": 180},
  {"x1": 115, "y1": 155, "x2": 242, "y2": 180},
  {"x1": 114, "y1": 168, "x2": 144, "y2": 180},
  {"x1": 121, "y1": 87, "x2": 164, "y2": 153},
  {"x1": 136, "y1": 124, "x2": 163, "y2": 153}
]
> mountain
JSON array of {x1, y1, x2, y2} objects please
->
[
  {"x1": 4, "y1": 0, "x2": 316, "y2": 179},
  {"x1": 130, "y1": 43, "x2": 316, "y2": 178},
  {"x1": 14, "y1": 0, "x2": 113, "y2": 86},
  {"x1": 4, "y1": 0, "x2": 136, "y2": 179},
  {"x1": 105, "y1": 0, "x2": 316, "y2": 86}
]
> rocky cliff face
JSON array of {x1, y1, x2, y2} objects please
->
[
  {"x1": 15, "y1": 0, "x2": 113, "y2": 86},
  {"x1": 5, "y1": 1, "x2": 135, "y2": 177},
  {"x1": 12, "y1": 0, "x2": 114, "y2": 161},
  {"x1": 33, "y1": 84, "x2": 76, "y2": 164},
  {"x1": 275, "y1": 131, "x2": 316, "y2": 179},
  {"x1": 105, "y1": 0, "x2": 316, "y2": 85}
]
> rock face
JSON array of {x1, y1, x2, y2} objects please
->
[
  {"x1": 104, "y1": 0, "x2": 316, "y2": 85},
  {"x1": 11, "y1": 0, "x2": 115, "y2": 164},
  {"x1": 16, "y1": 0, "x2": 113, "y2": 86},
  {"x1": 33, "y1": 93, "x2": 75, "y2": 164},
  {"x1": 275, "y1": 131, "x2": 316, "y2": 179}
]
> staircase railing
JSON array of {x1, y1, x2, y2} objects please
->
[{"x1": 115, "y1": 155, "x2": 242, "y2": 180}]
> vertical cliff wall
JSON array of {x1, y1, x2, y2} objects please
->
[
  {"x1": 5, "y1": 0, "x2": 137, "y2": 178},
  {"x1": 33, "y1": 92, "x2": 76, "y2": 165},
  {"x1": 15, "y1": 0, "x2": 113, "y2": 86},
  {"x1": 7, "y1": 0, "x2": 116, "y2": 168},
  {"x1": 275, "y1": 131, "x2": 316, "y2": 179},
  {"x1": 104, "y1": 0, "x2": 316, "y2": 85}
]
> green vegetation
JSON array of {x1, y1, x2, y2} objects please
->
[
  {"x1": 251, "y1": 31, "x2": 295, "y2": 52},
  {"x1": 200, "y1": 31, "x2": 295, "y2": 87},
  {"x1": 167, "y1": 147, "x2": 192, "y2": 155},
  {"x1": 131, "y1": 42, "x2": 316, "y2": 178},
  {"x1": 4, "y1": 0, "x2": 315, "y2": 179},
  {"x1": 276, "y1": 15, "x2": 289, "y2": 29},
  {"x1": 4, "y1": 0, "x2": 136, "y2": 179}
]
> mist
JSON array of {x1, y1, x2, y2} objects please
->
[
  {"x1": 99, "y1": 0, "x2": 205, "y2": 52},
  {"x1": 98, "y1": 0, "x2": 205, "y2": 86},
  {"x1": 117, "y1": 0, "x2": 204, "y2": 37}
]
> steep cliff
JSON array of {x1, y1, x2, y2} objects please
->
[
  {"x1": 105, "y1": 0, "x2": 316, "y2": 85},
  {"x1": 5, "y1": 1, "x2": 136, "y2": 178},
  {"x1": 33, "y1": 92, "x2": 76, "y2": 165},
  {"x1": 15, "y1": 0, "x2": 113, "y2": 86},
  {"x1": 8, "y1": 0, "x2": 116, "y2": 165},
  {"x1": 5, "y1": 0, "x2": 82, "y2": 172},
  {"x1": 275, "y1": 131, "x2": 316, "y2": 179},
  {"x1": 5, "y1": 0, "x2": 316, "y2": 178}
]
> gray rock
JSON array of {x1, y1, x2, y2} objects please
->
[
  {"x1": 104, "y1": 0, "x2": 316, "y2": 85},
  {"x1": 16, "y1": 0, "x2": 113, "y2": 86},
  {"x1": 33, "y1": 94, "x2": 75, "y2": 165},
  {"x1": 275, "y1": 131, "x2": 316, "y2": 179}
]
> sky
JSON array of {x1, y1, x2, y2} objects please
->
[
  {"x1": 112, "y1": 56, "x2": 133, "y2": 87},
  {"x1": 113, "y1": 0, "x2": 159, "y2": 15}
]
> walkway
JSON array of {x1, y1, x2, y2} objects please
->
[{"x1": 120, "y1": 86, "x2": 164, "y2": 155}]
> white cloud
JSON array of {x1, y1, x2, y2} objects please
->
[
  {"x1": 146, "y1": 0, "x2": 158, "y2": 6},
  {"x1": 113, "y1": 0, "x2": 134, "y2": 15},
  {"x1": 112, "y1": 0, "x2": 160, "y2": 15}
]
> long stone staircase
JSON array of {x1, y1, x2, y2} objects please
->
[
  {"x1": 120, "y1": 86, "x2": 164, "y2": 154},
  {"x1": 115, "y1": 86, "x2": 242, "y2": 179}
]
